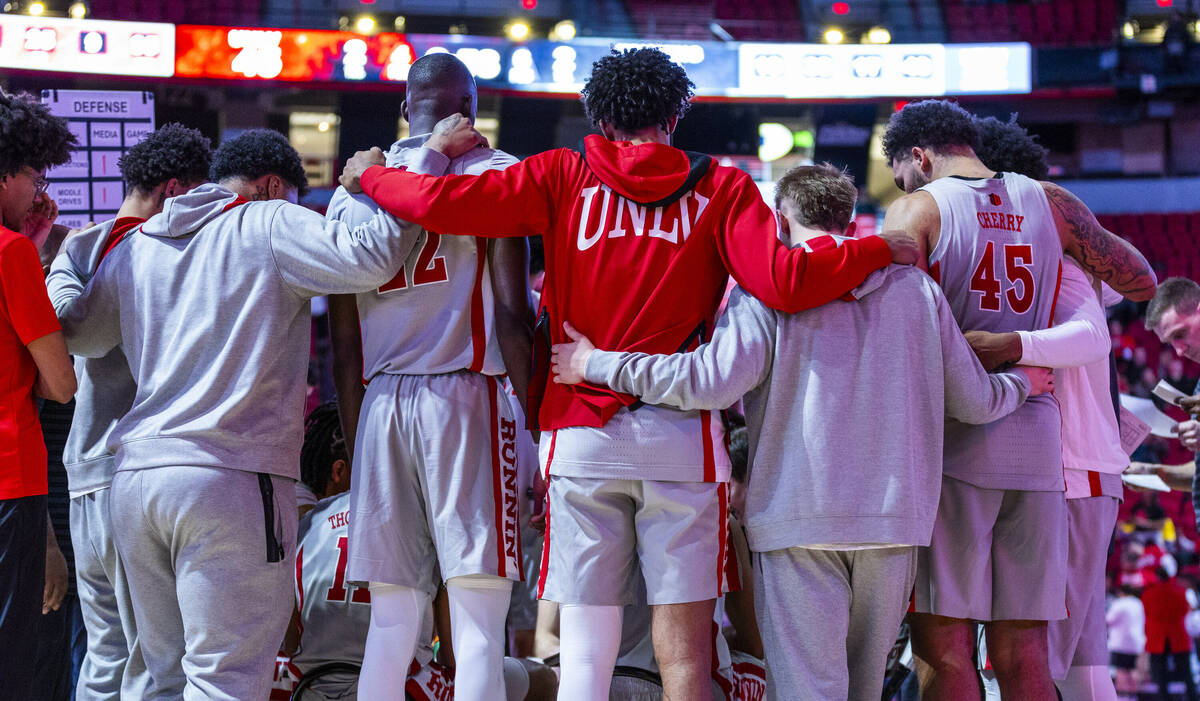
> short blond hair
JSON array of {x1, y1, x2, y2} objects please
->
[{"x1": 774, "y1": 163, "x2": 857, "y2": 234}]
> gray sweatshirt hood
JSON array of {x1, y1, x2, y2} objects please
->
[
  {"x1": 386, "y1": 134, "x2": 432, "y2": 167},
  {"x1": 140, "y1": 183, "x2": 243, "y2": 239}
]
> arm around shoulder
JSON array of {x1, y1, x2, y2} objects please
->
[{"x1": 584, "y1": 290, "x2": 775, "y2": 411}]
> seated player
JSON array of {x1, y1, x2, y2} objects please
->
[{"x1": 551, "y1": 163, "x2": 1051, "y2": 701}]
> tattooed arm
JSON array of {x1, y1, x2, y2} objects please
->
[{"x1": 1042, "y1": 181, "x2": 1157, "y2": 301}]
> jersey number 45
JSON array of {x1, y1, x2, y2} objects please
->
[{"x1": 969, "y1": 241, "x2": 1034, "y2": 314}]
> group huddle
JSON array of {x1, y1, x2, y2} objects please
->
[{"x1": 1, "y1": 45, "x2": 1173, "y2": 701}]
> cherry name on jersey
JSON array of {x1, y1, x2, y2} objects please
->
[{"x1": 976, "y1": 211, "x2": 1025, "y2": 233}]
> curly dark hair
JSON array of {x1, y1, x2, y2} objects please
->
[
  {"x1": 973, "y1": 115, "x2": 1049, "y2": 181},
  {"x1": 300, "y1": 402, "x2": 348, "y2": 497},
  {"x1": 210, "y1": 128, "x2": 309, "y2": 197},
  {"x1": 581, "y1": 48, "x2": 694, "y2": 133},
  {"x1": 0, "y1": 90, "x2": 76, "y2": 177},
  {"x1": 118, "y1": 123, "x2": 212, "y2": 193},
  {"x1": 881, "y1": 99, "x2": 981, "y2": 165}
]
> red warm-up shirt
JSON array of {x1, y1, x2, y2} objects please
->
[
  {"x1": 1143, "y1": 578, "x2": 1193, "y2": 654},
  {"x1": 0, "y1": 226, "x2": 60, "y2": 499},
  {"x1": 361, "y1": 135, "x2": 892, "y2": 431}
]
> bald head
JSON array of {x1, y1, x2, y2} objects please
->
[{"x1": 403, "y1": 53, "x2": 477, "y2": 135}]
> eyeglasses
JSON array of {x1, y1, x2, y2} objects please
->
[{"x1": 23, "y1": 168, "x2": 48, "y2": 196}]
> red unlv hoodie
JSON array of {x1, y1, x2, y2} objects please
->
[{"x1": 360, "y1": 134, "x2": 892, "y2": 432}]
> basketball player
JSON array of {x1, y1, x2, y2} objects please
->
[
  {"x1": 339, "y1": 47, "x2": 917, "y2": 701},
  {"x1": 45, "y1": 123, "x2": 211, "y2": 701},
  {"x1": 968, "y1": 115, "x2": 1128, "y2": 700},
  {"x1": 325, "y1": 53, "x2": 531, "y2": 701},
  {"x1": 548, "y1": 162, "x2": 1050, "y2": 701},
  {"x1": 880, "y1": 99, "x2": 1156, "y2": 700},
  {"x1": 55, "y1": 129, "x2": 437, "y2": 700}
]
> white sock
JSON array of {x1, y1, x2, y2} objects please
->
[
  {"x1": 446, "y1": 575, "x2": 514, "y2": 701},
  {"x1": 358, "y1": 582, "x2": 429, "y2": 700},
  {"x1": 1058, "y1": 665, "x2": 1118, "y2": 701},
  {"x1": 557, "y1": 604, "x2": 622, "y2": 701}
]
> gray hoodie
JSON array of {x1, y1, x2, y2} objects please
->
[
  {"x1": 585, "y1": 248, "x2": 1031, "y2": 552},
  {"x1": 46, "y1": 218, "x2": 135, "y2": 496},
  {"x1": 57, "y1": 178, "x2": 432, "y2": 480}
]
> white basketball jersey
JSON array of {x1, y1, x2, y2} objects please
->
[
  {"x1": 326, "y1": 136, "x2": 518, "y2": 379},
  {"x1": 292, "y1": 492, "x2": 370, "y2": 674},
  {"x1": 920, "y1": 172, "x2": 1064, "y2": 491},
  {"x1": 294, "y1": 493, "x2": 439, "y2": 679}
]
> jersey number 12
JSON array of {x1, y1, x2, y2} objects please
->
[{"x1": 379, "y1": 231, "x2": 450, "y2": 293}]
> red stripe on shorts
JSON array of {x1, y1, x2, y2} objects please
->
[
  {"x1": 537, "y1": 433, "x2": 557, "y2": 596},
  {"x1": 487, "y1": 376, "x2": 508, "y2": 578},
  {"x1": 468, "y1": 240, "x2": 488, "y2": 373},
  {"x1": 701, "y1": 411, "x2": 716, "y2": 482},
  {"x1": 717, "y1": 483, "x2": 729, "y2": 597},
  {"x1": 1087, "y1": 470, "x2": 1103, "y2": 497}
]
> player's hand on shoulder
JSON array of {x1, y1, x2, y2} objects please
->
[
  {"x1": 1015, "y1": 365, "x2": 1054, "y2": 396},
  {"x1": 877, "y1": 230, "x2": 919, "y2": 266},
  {"x1": 339, "y1": 147, "x2": 387, "y2": 194},
  {"x1": 427, "y1": 113, "x2": 489, "y2": 159},
  {"x1": 551, "y1": 321, "x2": 594, "y2": 385},
  {"x1": 1171, "y1": 419, "x2": 1200, "y2": 452}
]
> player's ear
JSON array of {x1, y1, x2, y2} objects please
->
[
  {"x1": 331, "y1": 458, "x2": 351, "y2": 491},
  {"x1": 844, "y1": 221, "x2": 857, "y2": 238},
  {"x1": 162, "y1": 178, "x2": 183, "y2": 198},
  {"x1": 400, "y1": 100, "x2": 410, "y2": 125}
]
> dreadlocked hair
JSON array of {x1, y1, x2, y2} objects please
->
[{"x1": 300, "y1": 402, "x2": 347, "y2": 496}]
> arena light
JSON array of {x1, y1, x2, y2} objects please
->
[
  {"x1": 506, "y1": 20, "x2": 530, "y2": 42},
  {"x1": 393, "y1": 15, "x2": 405, "y2": 32},
  {"x1": 27, "y1": 1, "x2": 44, "y2": 15},
  {"x1": 1122, "y1": 21, "x2": 1136, "y2": 39},
  {"x1": 823, "y1": 27, "x2": 845, "y2": 44},
  {"x1": 354, "y1": 14, "x2": 375, "y2": 34},
  {"x1": 758, "y1": 122, "x2": 793, "y2": 162},
  {"x1": 550, "y1": 19, "x2": 575, "y2": 41},
  {"x1": 832, "y1": 2, "x2": 849, "y2": 15},
  {"x1": 865, "y1": 26, "x2": 891, "y2": 44},
  {"x1": 69, "y1": 2, "x2": 87, "y2": 19}
]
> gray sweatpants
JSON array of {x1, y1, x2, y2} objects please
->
[
  {"x1": 753, "y1": 546, "x2": 917, "y2": 701},
  {"x1": 111, "y1": 465, "x2": 297, "y2": 701},
  {"x1": 70, "y1": 488, "x2": 149, "y2": 700}
]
